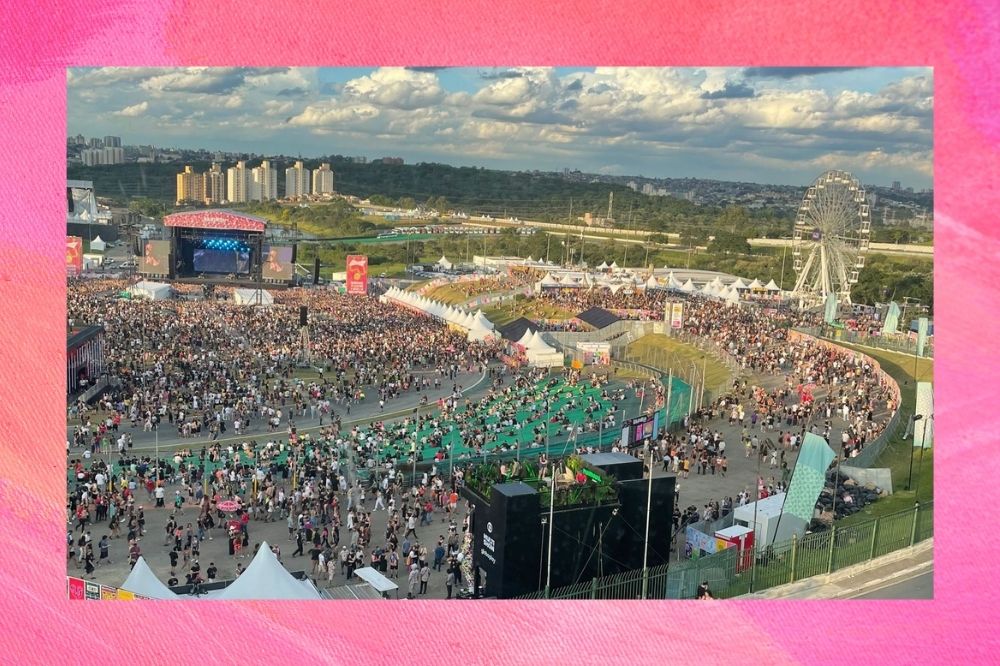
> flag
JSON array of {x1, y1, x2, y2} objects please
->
[
  {"x1": 824, "y1": 292, "x2": 838, "y2": 325},
  {"x1": 881, "y1": 302, "x2": 901, "y2": 335},
  {"x1": 914, "y1": 382, "x2": 934, "y2": 449},
  {"x1": 773, "y1": 433, "x2": 835, "y2": 544},
  {"x1": 916, "y1": 317, "x2": 929, "y2": 357}
]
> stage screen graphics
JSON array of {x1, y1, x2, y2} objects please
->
[
  {"x1": 193, "y1": 248, "x2": 250, "y2": 274},
  {"x1": 346, "y1": 255, "x2": 368, "y2": 295},
  {"x1": 139, "y1": 240, "x2": 170, "y2": 276},
  {"x1": 262, "y1": 245, "x2": 295, "y2": 281},
  {"x1": 621, "y1": 411, "x2": 660, "y2": 447}
]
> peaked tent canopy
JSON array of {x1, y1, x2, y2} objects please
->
[
  {"x1": 437, "y1": 255, "x2": 453, "y2": 271},
  {"x1": 498, "y1": 317, "x2": 539, "y2": 343},
  {"x1": 765, "y1": 279, "x2": 781, "y2": 291},
  {"x1": 89, "y1": 235, "x2": 107, "y2": 252},
  {"x1": 216, "y1": 541, "x2": 322, "y2": 600},
  {"x1": 680, "y1": 279, "x2": 696, "y2": 293},
  {"x1": 121, "y1": 557, "x2": 179, "y2": 600}
]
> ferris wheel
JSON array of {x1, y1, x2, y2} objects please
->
[{"x1": 791, "y1": 170, "x2": 871, "y2": 307}]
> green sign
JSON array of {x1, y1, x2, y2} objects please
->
[{"x1": 582, "y1": 469, "x2": 602, "y2": 483}]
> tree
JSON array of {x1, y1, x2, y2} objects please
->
[{"x1": 708, "y1": 231, "x2": 751, "y2": 255}]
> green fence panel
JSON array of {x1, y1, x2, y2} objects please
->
[
  {"x1": 872, "y1": 508, "x2": 914, "y2": 559},
  {"x1": 795, "y1": 530, "x2": 833, "y2": 581},
  {"x1": 748, "y1": 539, "x2": 793, "y2": 593},
  {"x1": 832, "y1": 521, "x2": 876, "y2": 571},
  {"x1": 916, "y1": 502, "x2": 934, "y2": 542}
]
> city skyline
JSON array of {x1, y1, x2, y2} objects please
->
[{"x1": 68, "y1": 67, "x2": 933, "y2": 188}]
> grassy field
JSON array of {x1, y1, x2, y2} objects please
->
[
  {"x1": 481, "y1": 296, "x2": 578, "y2": 327},
  {"x1": 625, "y1": 334, "x2": 732, "y2": 395},
  {"x1": 831, "y1": 343, "x2": 933, "y2": 526},
  {"x1": 426, "y1": 283, "x2": 481, "y2": 305}
]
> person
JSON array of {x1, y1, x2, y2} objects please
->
[
  {"x1": 446, "y1": 567, "x2": 455, "y2": 599},
  {"x1": 206, "y1": 562, "x2": 217, "y2": 582},
  {"x1": 98, "y1": 535, "x2": 110, "y2": 566},
  {"x1": 433, "y1": 539, "x2": 446, "y2": 571},
  {"x1": 419, "y1": 562, "x2": 431, "y2": 594},
  {"x1": 407, "y1": 563, "x2": 420, "y2": 597},
  {"x1": 696, "y1": 581, "x2": 714, "y2": 600}
]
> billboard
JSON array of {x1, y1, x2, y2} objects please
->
[
  {"x1": 577, "y1": 341, "x2": 611, "y2": 365},
  {"x1": 139, "y1": 240, "x2": 170, "y2": 276},
  {"x1": 346, "y1": 255, "x2": 368, "y2": 295},
  {"x1": 66, "y1": 236, "x2": 83, "y2": 276},
  {"x1": 914, "y1": 382, "x2": 934, "y2": 449},
  {"x1": 262, "y1": 245, "x2": 295, "y2": 281},
  {"x1": 620, "y1": 411, "x2": 661, "y2": 448},
  {"x1": 670, "y1": 302, "x2": 684, "y2": 329}
]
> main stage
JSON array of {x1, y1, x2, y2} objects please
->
[{"x1": 138, "y1": 210, "x2": 296, "y2": 287}]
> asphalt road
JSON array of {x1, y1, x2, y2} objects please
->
[{"x1": 852, "y1": 569, "x2": 933, "y2": 599}]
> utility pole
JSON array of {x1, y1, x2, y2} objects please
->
[{"x1": 623, "y1": 202, "x2": 633, "y2": 266}]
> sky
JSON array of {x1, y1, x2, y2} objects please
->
[{"x1": 67, "y1": 66, "x2": 933, "y2": 189}]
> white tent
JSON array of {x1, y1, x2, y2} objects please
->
[
  {"x1": 437, "y1": 255, "x2": 453, "y2": 271},
  {"x1": 667, "y1": 273, "x2": 683, "y2": 290},
  {"x1": 233, "y1": 288, "x2": 274, "y2": 306},
  {"x1": 467, "y1": 320, "x2": 497, "y2": 342},
  {"x1": 473, "y1": 310, "x2": 495, "y2": 330},
  {"x1": 120, "y1": 557, "x2": 179, "y2": 600},
  {"x1": 517, "y1": 329, "x2": 535, "y2": 348},
  {"x1": 680, "y1": 279, "x2": 696, "y2": 293},
  {"x1": 90, "y1": 235, "x2": 107, "y2": 252},
  {"x1": 700, "y1": 282, "x2": 715, "y2": 297},
  {"x1": 216, "y1": 541, "x2": 322, "y2": 600},
  {"x1": 726, "y1": 289, "x2": 741, "y2": 307},
  {"x1": 597, "y1": 261, "x2": 609, "y2": 270},
  {"x1": 609, "y1": 261, "x2": 619, "y2": 271},
  {"x1": 539, "y1": 272, "x2": 560, "y2": 288},
  {"x1": 747, "y1": 278, "x2": 764, "y2": 290},
  {"x1": 765, "y1": 279, "x2": 781, "y2": 291},
  {"x1": 730, "y1": 277, "x2": 748, "y2": 290},
  {"x1": 129, "y1": 280, "x2": 172, "y2": 301}
]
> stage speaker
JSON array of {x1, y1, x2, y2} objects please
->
[
  {"x1": 313, "y1": 257, "x2": 320, "y2": 285},
  {"x1": 67, "y1": 187, "x2": 74, "y2": 213},
  {"x1": 300, "y1": 305, "x2": 308, "y2": 327}
]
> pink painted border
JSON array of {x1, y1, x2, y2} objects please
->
[{"x1": 1, "y1": 0, "x2": 996, "y2": 662}]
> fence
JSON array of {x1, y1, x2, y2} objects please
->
[{"x1": 513, "y1": 501, "x2": 932, "y2": 599}]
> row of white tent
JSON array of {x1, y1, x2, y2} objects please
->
[
  {"x1": 380, "y1": 286, "x2": 497, "y2": 342},
  {"x1": 514, "y1": 328, "x2": 564, "y2": 367},
  {"x1": 536, "y1": 271, "x2": 782, "y2": 297},
  {"x1": 120, "y1": 541, "x2": 323, "y2": 600}
]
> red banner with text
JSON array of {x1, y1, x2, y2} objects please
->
[{"x1": 346, "y1": 255, "x2": 368, "y2": 295}]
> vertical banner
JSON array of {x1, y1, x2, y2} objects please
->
[
  {"x1": 84, "y1": 580, "x2": 100, "y2": 600},
  {"x1": 67, "y1": 577, "x2": 85, "y2": 600},
  {"x1": 670, "y1": 302, "x2": 684, "y2": 329},
  {"x1": 881, "y1": 301, "x2": 901, "y2": 335},
  {"x1": 916, "y1": 317, "x2": 929, "y2": 357},
  {"x1": 914, "y1": 382, "x2": 934, "y2": 449},
  {"x1": 824, "y1": 292, "x2": 838, "y2": 325},
  {"x1": 66, "y1": 236, "x2": 83, "y2": 276},
  {"x1": 346, "y1": 255, "x2": 368, "y2": 295},
  {"x1": 772, "y1": 432, "x2": 835, "y2": 545}
]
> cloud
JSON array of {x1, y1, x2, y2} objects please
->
[
  {"x1": 743, "y1": 67, "x2": 864, "y2": 79},
  {"x1": 701, "y1": 82, "x2": 756, "y2": 99},
  {"x1": 342, "y1": 67, "x2": 445, "y2": 110},
  {"x1": 478, "y1": 68, "x2": 525, "y2": 80},
  {"x1": 141, "y1": 68, "x2": 249, "y2": 94},
  {"x1": 406, "y1": 67, "x2": 450, "y2": 72},
  {"x1": 113, "y1": 101, "x2": 148, "y2": 117}
]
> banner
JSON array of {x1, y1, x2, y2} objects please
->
[
  {"x1": 914, "y1": 382, "x2": 934, "y2": 449},
  {"x1": 916, "y1": 317, "x2": 929, "y2": 357},
  {"x1": 772, "y1": 432, "x2": 835, "y2": 545},
  {"x1": 824, "y1": 292, "x2": 838, "y2": 325},
  {"x1": 262, "y1": 244, "x2": 295, "y2": 281},
  {"x1": 68, "y1": 577, "x2": 85, "y2": 600},
  {"x1": 346, "y1": 255, "x2": 368, "y2": 295},
  {"x1": 670, "y1": 302, "x2": 684, "y2": 329},
  {"x1": 139, "y1": 239, "x2": 171, "y2": 276},
  {"x1": 100, "y1": 585, "x2": 118, "y2": 600},
  {"x1": 881, "y1": 301, "x2": 901, "y2": 335},
  {"x1": 84, "y1": 580, "x2": 101, "y2": 600},
  {"x1": 66, "y1": 236, "x2": 83, "y2": 276},
  {"x1": 577, "y1": 341, "x2": 610, "y2": 365}
]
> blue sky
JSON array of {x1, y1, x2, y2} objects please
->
[{"x1": 68, "y1": 67, "x2": 933, "y2": 188}]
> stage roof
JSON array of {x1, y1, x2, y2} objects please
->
[
  {"x1": 68, "y1": 325, "x2": 104, "y2": 350},
  {"x1": 576, "y1": 307, "x2": 620, "y2": 330},
  {"x1": 164, "y1": 210, "x2": 268, "y2": 233}
]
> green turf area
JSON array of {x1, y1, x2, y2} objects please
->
[
  {"x1": 69, "y1": 378, "x2": 641, "y2": 484},
  {"x1": 481, "y1": 296, "x2": 579, "y2": 327},
  {"x1": 625, "y1": 334, "x2": 732, "y2": 396},
  {"x1": 426, "y1": 283, "x2": 483, "y2": 305},
  {"x1": 827, "y1": 343, "x2": 933, "y2": 526}
]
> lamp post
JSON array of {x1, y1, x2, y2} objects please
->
[
  {"x1": 538, "y1": 516, "x2": 547, "y2": 590},
  {"x1": 545, "y1": 470, "x2": 555, "y2": 596},
  {"x1": 906, "y1": 414, "x2": 923, "y2": 491},
  {"x1": 914, "y1": 414, "x2": 932, "y2": 499}
]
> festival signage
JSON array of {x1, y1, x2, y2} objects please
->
[
  {"x1": 670, "y1": 302, "x2": 684, "y2": 329},
  {"x1": 100, "y1": 585, "x2": 118, "y2": 600},
  {"x1": 577, "y1": 342, "x2": 611, "y2": 365},
  {"x1": 66, "y1": 236, "x2": 83, "y2": 276},
  {"x1": 84, "y1": 580, "x2": 100, "y2": 600},
  {"x1": 346, "y1": 255, "x2": 368, "y2": 295},
  {"x1": 67, "y1": 577, "x2": 85, "y2": 600}
]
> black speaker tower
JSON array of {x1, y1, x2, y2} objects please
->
[
  {"x1": 299, "y1": 305, "x2": 308, "y2": 327},
  {"x1": 313, "y1": 257, "x2": 321, "y2": 285}
]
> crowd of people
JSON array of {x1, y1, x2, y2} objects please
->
[{"x1": 67, "y1": 273, "x2": 904, "y2": 594}]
